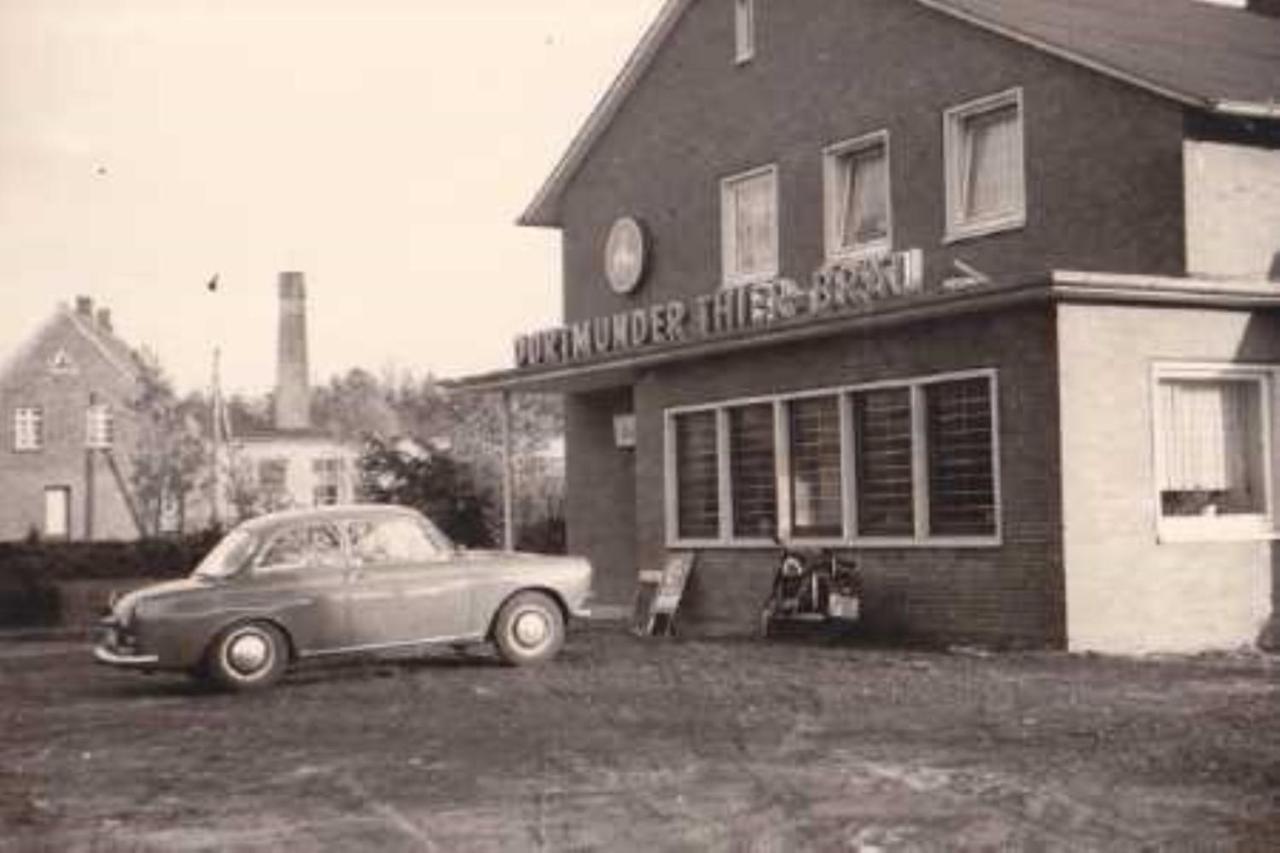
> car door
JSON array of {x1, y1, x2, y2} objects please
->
[
  {"x1": 240, "y1": 521, "x2": 349, "y2": 653},
  {"x1": 344, "y1": 516, "x2": 473, "y2": 647}
]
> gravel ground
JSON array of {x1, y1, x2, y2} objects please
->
[{"x1": 1, "y1": 627, "x2": 1278, "y2": 851}]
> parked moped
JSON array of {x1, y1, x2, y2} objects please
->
[{"x1": 759, "y1": 543, "x2": 862, "y2": 638}]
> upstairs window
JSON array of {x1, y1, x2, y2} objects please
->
[
  {"x1": 14, "y1": 407, "x2": 43, "y2": 452},
  {"x1": 721, "y1": 165, "x2": 778, "y2": 286},
  {"x1": 86, "y1": 404, "x2": 114, "y2": 449},
  {"x1": 824, "y1": 132, "x2": 891, "y2": 259},
  {"x1": 734, "y1": 0, "x2": 755, "y2": 64},
  {"x1": 944, "y1": 88, "x2": 1026, "y2": 241}
]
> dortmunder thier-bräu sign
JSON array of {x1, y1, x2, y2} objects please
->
[{"x1": 514, "y1": 249, "x2": 923, "y2": 369}]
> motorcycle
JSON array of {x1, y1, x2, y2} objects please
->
[{"x1": 760, "y1": 542, "x2": 862, "y2": 638}]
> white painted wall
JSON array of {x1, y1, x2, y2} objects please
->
[
  {"x1": 1058, "y1": 303, "x2": 1275, "y2": 653},
  {"x1": 1185, "y1": 140, "x2": 1280, "y2": 279}
]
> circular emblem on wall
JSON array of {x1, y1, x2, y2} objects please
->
[{"x1": 604, "y1": 216, "x2": 648, "y2": 295}]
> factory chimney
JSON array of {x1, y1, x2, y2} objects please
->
[{"x1": 275, "y1": 271, "x2": 311, "y2": 431}]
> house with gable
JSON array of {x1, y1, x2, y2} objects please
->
[
  {"x1": 0, "y1": 296, "x2": 146, "y2": 541},
  {"x1": 452, "y1": 0, "x2": 1280, "y2": 653}
]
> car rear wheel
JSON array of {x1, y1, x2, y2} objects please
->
[
  {"x1": 493, "y1": 592, "x2": 564, "y2": 666},
  {"x1": 206, "y1": 621, "x2": 288, "y2": 691}
]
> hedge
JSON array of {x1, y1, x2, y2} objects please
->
[{"x1": 0, "y1": 531, "x2": 223, "y2": 627}]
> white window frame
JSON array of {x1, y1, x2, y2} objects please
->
[
  {"x1": 734, "y1": 0, "x2": 755, "y2": 65},
  {"x1": 943, "y1": 87, "x2": 1027, "y2": 243},
  {"x1": 86, "y1": 404, "x2": 113, "y2": 449},
  {"x1": 14, "y1": 407, "x2": 43, "y2": 452},
  {"x1": 1151, "y1": 362, "x2": 1277, "y2": 543},
  {"x1": 664, "y1": 368, "x2": 1001, "y2": 549},
  {"x1": 720, "y1": 164, "x2": 780, "y2": 288},
  {"x1": 823, "y1": 130, "x2": 892, "y2": 261}
]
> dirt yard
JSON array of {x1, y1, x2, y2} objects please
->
[{"x1": 1, "y1": 627, "x2": 1277, "y2": 851}]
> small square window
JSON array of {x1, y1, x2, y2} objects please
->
[
  {"x1": 14, "y1": 407, "x2": 43, "y2": 452},
  {"x1": 721, "y1": 165, "x2": 778, "y2": 286},
  {"x1": 734, "y1": 0, "x2": 754, "y2": 64},
  {"x1": 824, "y1": 132, "x2": 891, "y2": 259},
  {"x1": 944, "y1": 89, "x2": 1026, "y2": 242}
]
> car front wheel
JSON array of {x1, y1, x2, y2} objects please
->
[
  {"x1": 493, "y1": 592, "x2": 564, "y2": 666},
  {"x1": 206, "y1": 621, "x2": 288, "y2": 691}
]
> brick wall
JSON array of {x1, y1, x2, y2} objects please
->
[
  {"x1": 558, "y1": 0, "x2": 1186, "y2": 326},
  {"x1": 565, "y1": 387, "x2": 638, "y2": 607},
  {"x1": 620, "y1": 303, "x2": 1065, "y2": 647}
]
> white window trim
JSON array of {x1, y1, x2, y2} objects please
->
[
  {"x1": 943, "y1": 87, "x2": 1026, "y2": 244},
  {"x1": 86, "y1": 404, "x2": 113, "y2": 449},
  {"x1": 1151, "y1": 361, "x2": 1277, "y2": 543},
  {"x1": 823, "y1": 130, "x2": 892, "y2": 262},
  {"x1": 14, "y1": 407, "x2": 43, "y2": 452},
  {"x1": 734, "y1": 0, "x2": 755, "y2": 65},
  {"x1": 720, "y1": 163, "x2": 780, "y2": 288},
  {"x1": 664, "y1": 368, "x2": 1002, "y2": 549}
]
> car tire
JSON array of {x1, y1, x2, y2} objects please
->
[
  {"x1": 205, "y1": 621, "x2": 288, "y2": 691},
  {"x1": 493, "y1": 591, "x2": 564, "y2": 666}
]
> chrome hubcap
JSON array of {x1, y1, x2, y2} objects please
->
[
  {"x1": 512, "y1": 611, "x2": 550, "y2": 648},
  {"x1": 227, "y1": 633, "x2": 270, "y2": 674}
]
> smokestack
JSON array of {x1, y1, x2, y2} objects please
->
[{"x1": 274, "y1": 271, "x2": 311, "y2": 431}]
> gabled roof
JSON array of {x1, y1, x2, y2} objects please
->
[
  {"x1": 521, "y1": 0, "x2": 1280, "y2": 228},
  {"x1": 0, "y1": 303, "x2": 142, "y2": 388}
]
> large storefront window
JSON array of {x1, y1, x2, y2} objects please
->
[
  {"x1": 789, "y1": 396, "x2": 843, "y2": 538},
  {"x1": 665, "y1": 370, "x2": 1000, "y2": 546},
  {"x1": 1155, "y1": 366, "x2": 1272, "y2": 539},
  {"x1": 854, "y1": 388, "x2": 915, "y2": 537},
  {"x1": 926, "y1": 378, "x2": 996, "y2": 536},
  {"x1": 729, "y1": 404, "x2": 777, "y2": 538},
  {"x1": 673, "y1": 410, "x2": 720, "y2": 540}
]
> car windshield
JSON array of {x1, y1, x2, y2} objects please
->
[{"x1": 193, "y1": 530, "x2": 257, "y2": 579}]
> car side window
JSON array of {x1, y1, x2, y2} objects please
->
[
  {"x1": 349, "y1": 518, "x2": 444, "y2": 567},
  {"x1": 257, "y1": 524, "x2": 344, "y2": 573}
]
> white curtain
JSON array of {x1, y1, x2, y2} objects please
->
[
  {"x1": 962, "y1": 104, "x2": 1019, "y2": 220},
  {"x1": 734, "y1": 174, "x2": 776, "y2": 276},
  {"x1": 1160, "y1": 379, "x2": 1259, "y2": 494},
  {"x1": 840, "y1": 146, "x2": 888, "y2": 248}
]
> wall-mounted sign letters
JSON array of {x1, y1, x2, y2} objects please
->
[{"x1": 515, "y1": 249, "x2": 923, "y2": 369}]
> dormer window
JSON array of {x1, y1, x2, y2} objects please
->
[{"x1": 734, "y1": 0, "x2": 755, "y2": 64}]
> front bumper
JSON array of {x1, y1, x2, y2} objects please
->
[{"x1": 93, "y1": 621, "x2": 159, "y2": 669}]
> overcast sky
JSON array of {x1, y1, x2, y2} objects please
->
[{"x1": 0, "y1": 0, "x2": 665, "y2": 394}]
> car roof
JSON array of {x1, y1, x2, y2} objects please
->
[{"x1": 235, "y1": 504, "x2": 426, "y2": 536}]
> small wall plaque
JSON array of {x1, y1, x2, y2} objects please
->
[{"x1": 604, "y1": 216, "x2": 647, "y2": 295}]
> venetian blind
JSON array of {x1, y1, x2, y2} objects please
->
[
  {"x1": 790, "y1": 395, "x2": 843, "y2": 537},
  {"x1": 674, "y1": 410, "x2": 720, "y2": 539},
  {"x1": 855, "y1": 388, "x2": 914, "y2": 536},
  {"x1": 926, "y1": 378, "x2": 996, "y2": 536},
  {"x1": 730, "y1": 403, "x2": 777, "y2": 538}
]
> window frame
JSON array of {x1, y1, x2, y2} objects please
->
[
  {"x1": 1151, "y1": 362, "x2": 1277, "y2": 543},
  {"x1": 943, "y1": 87, "x2": 1027, "y2": 244},
  {"x1": 664, "y1": 368, "x2": 1002, "y2": 549},
  {"x1": 823, "y1": 130, "x2": 892, "y2": 262},
  {"x1": 14, "y1": 407, "x2": 43, "y2": 452},
  {"x1": 720, "y1": 163, "x2": 780, "y2": 288},
  {"x1": 85, "y1": 403, "x2": 114, "y2": 449},
  {"x1": 734, "y1": 0, "x2": 755, "y2": 65}
]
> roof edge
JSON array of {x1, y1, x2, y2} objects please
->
[
  {"x1": 913, "y1": 0, "x2": 1209, "y2": 111},
  {"x1": 519, "y1": 0, "x2": 694, "y2": 229}
]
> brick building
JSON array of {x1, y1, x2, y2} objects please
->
[
  {"x1": 453, "y1": 0, "x2": 1280, "y2": 653},
  {"x1": 0, "y1": 297, "x2": 145, "y2": 541}
]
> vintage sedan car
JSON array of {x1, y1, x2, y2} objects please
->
[{"x1": 94, "y1": 505, "x2": 593, "y2": 691}]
